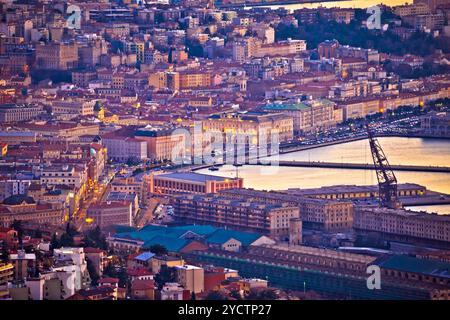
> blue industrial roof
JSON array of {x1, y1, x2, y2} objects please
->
[
  {"x1": 378, "y1": 255, "x2": 450, "y2": 278},
  {"x1": 157, "y1": 172, "x2": 232, "y2": 183},
  {"x1": 134, "y1": 251, "x2": 156, "y2": 262},
  {"x1": 172, "y1": 224, "x2": 218, "y2": 236},
  {"x1": 206, "y1": 229, "x2": 262, "y2": 246},
  {"x1": 113, "y1": 224, "x2": 264, "y2": 252},
  {"x1": 142, "y1": 236, "x2": 190, "y2": 252}
]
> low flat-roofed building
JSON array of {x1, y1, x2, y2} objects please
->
[
  {"x1": 147, "y1": 172, "x2": 243, "y2": 195},
  {"x1": 377, "y1": 255, "x2": 450, "y2": 299},
  {"x1": 249, "y1": 243, "x2": 377, "y2": 276},
  {"x1": 353, "y1": 206, "x2": 450, "y2": 246}
]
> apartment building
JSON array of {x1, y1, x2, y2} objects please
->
[
  {"x1": 51, "y1": 100, "x2": 96, "y2": 117},
  {"x1": 111, "y1": 176, "x2": 145, "y2": 204},
  {"x1": 318, "y1": 40, "x2": 340, "y2": 59},
  {"x1": 171, "y1": 193, "x2": 300, "y2": 238},
  {"x1": 179, "y1": 71, "x2": 212, "y2": 89},
  {"x1": 0, "y1": 180, "x2": 32, "y2": 202},
  {"x1": 297, "y1": 198, "x2": 354, "y2": 230},
  {"x1": 403, "y1": 13, "x2": 445, "y2": 30},
  {"x1": 134, "y1": 127, "x2": 186, "y2": 161},
  {"x1": 102, "y1": 136, "x2": 147, "y2": 161},
  {"x1": 18, "y1": 122, "x2": 100, "y2": 139},
  {"x1": 0, "y1": 263, "x2": 13, "y2": 299},
  {"x1": 202, "y1": 112, "x2": 294, "y2": 144},
  {"x1": 339, "y1": 97, "x2": 380, "y2": 120},
  {"x1": 353, "y1": 206, "x2": 450, "y2": 245},
  {"x1": 0, "y1": 200, "x2": 64, "y2": 226},
  {"x1": 175, "y1": 265, "x2": 204, "y2": 294},
  {"x1": 219, "y1": 188, "x2": 354, "y2": 231},
  {"x1": 286, "y1": 183, "x2": 427, "y2": 200},
  {"x1": 0, "y1": 104, "x2": 44, "y2": 123},
  {"x1": 87, "y1": 201, "x2": 133, "y2": 229},
  {"x1": 40, "y1": 164, "x2": 87, "y2": 189},
  {"x1": 72, "y1": 71, "x2": 97, "y2": 87},
  {"x1": 262, "y1": 99, "x2": 337, "y2": 134},
  {"x1": 394, "y1": 3, "x2": 431, "y2": 16},
  {"x1": 420, "y1": 111, "x2": 450, "y2": 137},
  {"x1": 0, "y1": 131, "x2": 36, "y2": 145},
  {"x1": 35, "y1": 42, "x2": 78, "y2": 70},
  {"x1": 254, "y1": 39, "x2": 307, "y2": 58}
]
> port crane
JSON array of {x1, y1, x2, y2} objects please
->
[{"x1": 366, "y1": 124, "x2": 401, "y2": 209}]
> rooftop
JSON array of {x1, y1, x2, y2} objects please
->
[
  {"x1": 156, "y1": 172, "x2": 238, "y2": 183},
  {"x1": 113, "y1": 224, "x2": 265, "y2": 252},
  {"x1": 378, "y1": 255, "x2": 450, "y2": 278},
  {"x1": 134, "y1": 251, "x2": 156, "y2": 262}
]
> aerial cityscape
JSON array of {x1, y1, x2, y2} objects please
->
[{"x1": 0, "y1": 0, "x2": 450, "y2": 304}]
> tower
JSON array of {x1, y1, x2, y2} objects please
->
[{"x1": 289, "y1": 218, "x2": 302, "y2": 246}]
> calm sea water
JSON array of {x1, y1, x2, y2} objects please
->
[
  {"x1": 254, "y1": 0, "x2": 413, "y2": 10},
  {"x1": 197, "y1": 137, "x2": 450, "y2": 214}
]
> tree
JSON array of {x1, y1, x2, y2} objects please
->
[
  {"x1": 247, "y1": 288, "x2": 278, "y2": 300},
  {"x1": 205, "y1": 291, "x2": 227, "y2": 300},
  {"x1": 103, "y1": 263, "x2": 117, "y2": 278},
  {"x1": 11, "y1": 220, "x2": 23, "y2": 246},
  {"x1": 148, "y1": 244, "x2": 168, "y2": 256},
  {"x1": 85, "y1": 226, "x2": 108, "y2": 250},
  {"x1": 59, "y1": 232, "x2": 74, "y2": 247},
  {"x1": 87, "y1": 258, "x2": 100, "y2": 286},
  {"x1": 51, "y1": 233, "x2": 60, "y2": 249},
  {"x1": 1, "y1": 241, "x2": 9, "y2": 263},
  {"x1": 34, "y1": 229, "x2": 43, "y2": 239},
  {"x1": 117, "y1": 267, "x2": 128, "y2": 288},
  {"x1": 155, "y1": 265, "x2": 177, "y2": 289},
  {"x1": 229, "y1": 289, "x2": 242, "y2": 300},
  {"x1": 186, "y1": 39, "x2": 204, "y2": 58}
]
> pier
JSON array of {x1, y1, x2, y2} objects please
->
[{"x1": 251, "y1": 160, "x2": 450, "y2": 173}]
